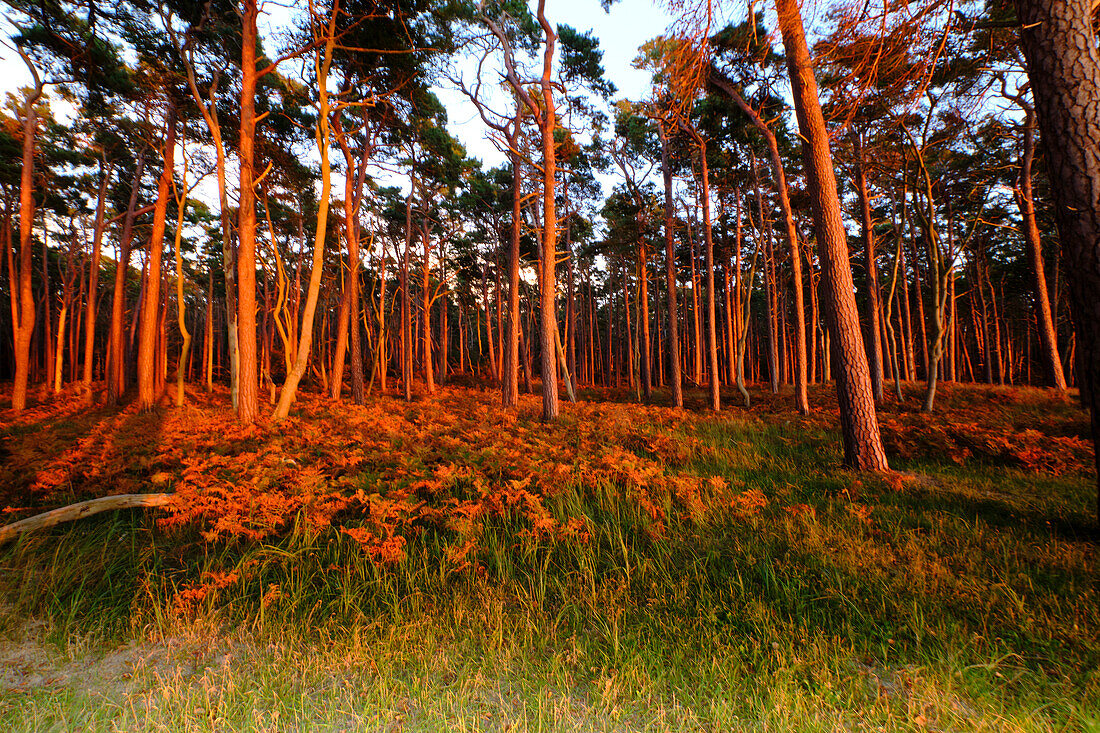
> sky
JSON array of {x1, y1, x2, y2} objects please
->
[{"x1": 0, "y1": 0, "x2": 676, "y2": 166}]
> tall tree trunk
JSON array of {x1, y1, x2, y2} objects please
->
[
  {"x1": 504, "y1": 139, "x2": 522, "y2": 408},
  {"x1": 237, "y1": 0, "x2": 261, "y2": 423},
  {"x1": 137, "y1": 102, "x2": 177, "y2": 411},
  {"x1": 1013, "y1": 0, "x2": 1100, "y2": 526},
  {"x1": 638, "y1": 242, "x2": 652, "y2": 401},
  {"x1": 750, "y1": 151, "x2": 780, "y2": 395},
  {"x1": 659, "y1": 122, "x2": 682, "y2": 408},
  {"x1": 81, "y1": 160, "x2": 111, "y2": 401},
  {"x1": 1016, "y1": 106, "x2": 1068, "y2": 391},
  {"x1": 688, "y1": 214, "x2": 702, "y2": 385},
  {"x1": 106, "y1": 155, "x2": 146, "y2": 406},
  {"x1": 401, "y1": 190, "x2": 413, "y2": 401},
  {"x1": 205, "y1": 267, "x2": 214, "y2": 391},
  {"x1": 853, "y1": 131, "x2": 885, "y2": 403},
  {"x1": 421, "y1": 219, "x2": 435, "y2": 394},
  {"x1": 710, "y1": 73, "x2": 812, "y2": 414},
  {"x1": 173, "y1": 138, "x2": 192, "y2": 407},
  {"x1": 536, "y1": 2, "x2": 560, "y2": 420},
  {"x1": 330, "y1": 246, "x2": 351, "y2": 399},
  {"x1": 273, "y1": 6, "x2": 337, "y2": 419},
  {"x1": 697, "y1": 139, "x2": 721, "y2": 412},
  {"x1": 775, "y1": 0, "x2": 888, "y2": 471},
  {"x1": 10, "y1": 74, "x2": 42, "y2": 412}
]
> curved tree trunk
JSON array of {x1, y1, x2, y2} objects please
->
[
  {"x1": 11, "y1": 69, "x2": 44, "y2": 413},
  {"x1": 273, "y1": 6, "x2": 337, "y2": 420},
  {"x1": 708, "y1": 70, "x2": 809, "y2": 413}
]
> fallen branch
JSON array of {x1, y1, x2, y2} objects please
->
[{"x1": 0, "y1": 493, "x2": 173, "y2": 544}]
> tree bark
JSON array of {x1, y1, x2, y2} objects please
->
[
  {"x1": 853, "y1": 131, "x2": 885, "y2": 403},
  {"x1": 659, "y1": 123, "x2": 683, "y2": 408},
  {"x1": 1016, "y1": 106, "x2": 1069, "y2": 391},
  {"x1": 1013, "y1": 0, "x2": 1100, "y2": 527},
  {"x1": 137, "y1": 101, "x2": 177, "y2": 411},
  {"x1": 775, "y1": 0, "x2": 889, "y2": 471},
  {"x1": 81, "y1": 160, "x2": 111, "y2": 401},
  {"x1": 0, "y1": 494, "x2": 173, "y2": 544},
  {"x1": 504, "y1": 129, "x2": 522, "y2": 408},
  {"x1": 237, "y1": 0, "x2": 261, "y2": 423},
  {"x1": 11, "y1": 66, "x2": 44, "y2": 412}
]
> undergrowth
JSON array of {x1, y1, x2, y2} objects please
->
[{"x1": 0, "y1": 381, "x2": 1096, "y2": 731}]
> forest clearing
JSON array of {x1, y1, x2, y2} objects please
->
[{"x1": 0, "y1": 382, "x2": 1097, "y2": 730}]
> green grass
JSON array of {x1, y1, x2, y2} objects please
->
[{"x1": 1, "y1": 383, "x2": 1097, "y2": 731}]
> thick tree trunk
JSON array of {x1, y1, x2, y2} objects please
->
[
  {"x1": 775, "y1": 0, "x2": 889, "y2": 471},
  {"x1": 536, "y1": 3, "x2": 560, "y2": 421},
  {"x1": 1013, "y1": 0, "x2": 1100, "y2": 527},
  {"x1": 237, "y1": 0, "x2": 260, "y2": 424}
]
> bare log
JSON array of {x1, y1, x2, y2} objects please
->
[{"x1": 0, "y1": 494, "x2": 173, "y2": 544}]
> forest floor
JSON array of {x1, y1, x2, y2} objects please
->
[{"x1": 0, "y1": 379, "x2": 1096, "y2": 731}]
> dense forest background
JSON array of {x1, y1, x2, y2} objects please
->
[{"x1": 0, "y1": 0, "x2": 1080, "y2": 433}]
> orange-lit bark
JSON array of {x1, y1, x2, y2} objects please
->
[{"x1": 137, "y1": 101, "x2": 177, "y2": 411}]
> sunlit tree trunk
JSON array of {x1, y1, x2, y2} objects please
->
[
  {"x1": 137, "y1": 101, "x2": 177, "y2": 411},
  {"x1": 11, "y1": 65, "x2": 44, "y2": 412},
  {"x1": 775, "y1": 0, "x2": 888, "y2": 471},
  {"x1": 535, "y1": 1, "x2": 561, "y2": 420},
  {"x1": 173, "y1": 133, "x2": 192, "y2": 407},
  {"x1": 1016, "y1": 106, "x2": 1068, "y2": 391},
  {"x1": 748, "y1": 151, "x2": 779, "y2": 395},
  {"x1": 659, "y1": 123, "x2": 683, "y2": 408},
  {"x1": 504, "y1": 130, "x2": 522, "y2": 408},
  {"x1": 853, "y1": 130, "x2": 884, "y2": 403},
  {"x1": 637, "y1": 242, "x2": 652, "y2": 401},
  {"x1": 421, "y1": 218, "x2": 435, "y2": 394},
  {"x1": 710, "y1": 71, "x2": 810, "y2": 413},
  {"x1": 1013, "y1": 0, "x2": 1100, "y2": 526},
  {"x1": 236, "y1": 0, "x2": 261, "y2": 423},
  {"x1": 106, "y1": 155, "x2": 146, "y2": 406},
  {"x1": 81, "y1": 160, "x2": 111, "y2": 401},
  {"x1": 273, "y1": 2, "x2": 337, "y2": 420},
  {"x1": 205, "y1": 267, "x2": 214, "y2": 391}
]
